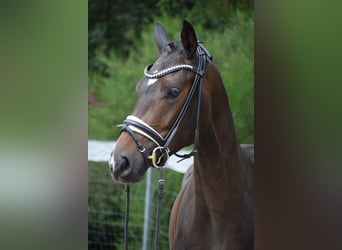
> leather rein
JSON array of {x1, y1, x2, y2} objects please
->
[{"x1": 118, "y1": 42, "x2": 211, "y2": 250}]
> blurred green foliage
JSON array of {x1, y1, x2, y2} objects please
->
[
  {"x1": 88, "y1": 11, "x2": 254, "y2": 143},
  {"x1": 89, "y1": 0, "x2": 161, "y2": 73},
  {"x1": 88, "y1": 0, "x2": 253, "y2": 73}
]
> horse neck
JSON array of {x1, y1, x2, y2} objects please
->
[{"x1": 193, "y1": 64, "x2": 247, "y2": 213}]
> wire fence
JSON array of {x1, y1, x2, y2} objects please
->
[{"x1": 88, "y1": 140, "x2": 189, "y2": 250}]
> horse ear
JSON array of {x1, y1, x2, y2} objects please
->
[
  {"x1": 181, "y1": 20, "x2": 197, "y2": 59},
  {"x1": 154, "y1": 22, "x2": 170, "y2": 53}
]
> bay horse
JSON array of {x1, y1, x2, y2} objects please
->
[{"x1": 109, "y1": 20, "x2": 253, "y2": 249}]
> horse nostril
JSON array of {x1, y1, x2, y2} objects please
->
[
  {"x1": 109, "y1": 152, "x2": 132, "y2": 180},
  {"x1": 114, "y1": 154, "x2": 130, "y2": 177}
]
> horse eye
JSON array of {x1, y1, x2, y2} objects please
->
[{"x1": 166, "y1": 87, "x2": 180, "y2": 98}]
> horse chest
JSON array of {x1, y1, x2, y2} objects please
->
[
  {"x1": 172, "y1": 217, "x2": 240, "y2": 250},
  {"x1": 170, "y1": 182, "x2": 251, "y2": 250}
]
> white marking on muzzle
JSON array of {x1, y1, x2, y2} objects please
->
[{"x1": 109, "y1": 152, "x2": 115, "y2": 172}]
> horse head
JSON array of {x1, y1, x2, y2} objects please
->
[{"x1": 109, "y1": 21, "x2": 212, "y2": 183}]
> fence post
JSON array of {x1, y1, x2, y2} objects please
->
[{"x1": 142, "y1": 167, "x2": 154, "y2": 250}]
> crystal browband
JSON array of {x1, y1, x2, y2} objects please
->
[{"x1": 144, "y1": 64, "x2": 203, "y2": 79}]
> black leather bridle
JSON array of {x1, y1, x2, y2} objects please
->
[{"x1": 116, "y1": 42, "x2": 211, "y2": 250}]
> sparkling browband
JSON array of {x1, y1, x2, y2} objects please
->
[{"x1": 144, "y1": 64, "x2": 203, "y2": 79}]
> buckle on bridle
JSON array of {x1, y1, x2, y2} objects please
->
[{"x1": 148, "y1": 146, "x2": 170, "y2": 168}]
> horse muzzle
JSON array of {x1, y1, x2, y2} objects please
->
[{"x1": 109, "y1": 150, "x2": 146, "y2": 183}]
